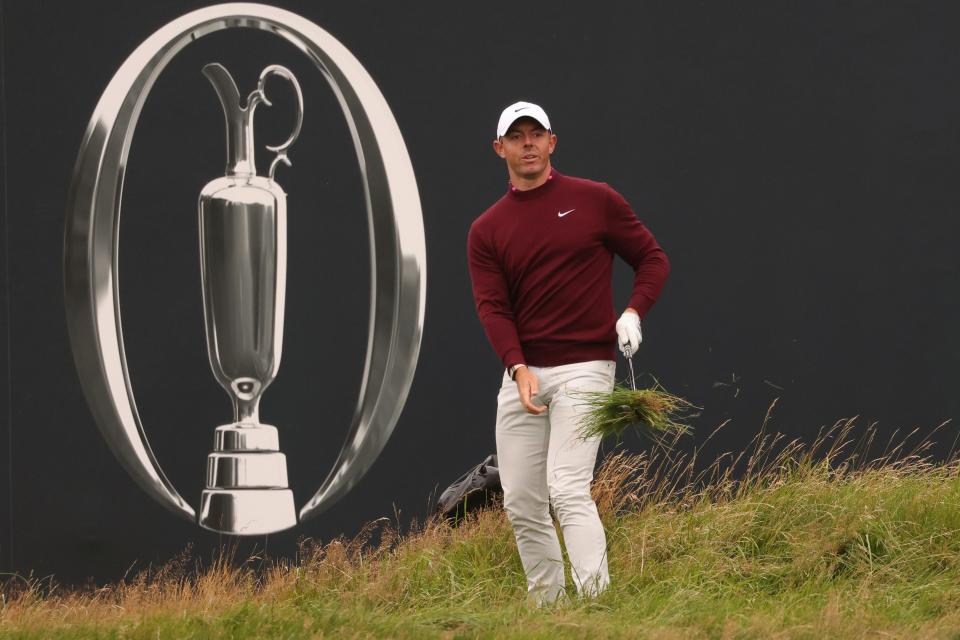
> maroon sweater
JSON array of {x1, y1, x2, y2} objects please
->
[{"x1": 467, "y1": 169, "x2": 670, "y2": 368}]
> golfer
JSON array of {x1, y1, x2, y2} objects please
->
[{"x1": 467, "y1": 101, "x2": 670, "y2": 605}]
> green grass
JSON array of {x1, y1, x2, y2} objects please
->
[{"x1": 3, "y1": 414, "x2": 960, "y2": 639}]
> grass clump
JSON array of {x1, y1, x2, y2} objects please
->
[
  {"x1": 2, "y1": 411, "x2": 960, "y2": 638},
  {"x1": 573, "y1": 380, "x2": 697, "y2": 442}
]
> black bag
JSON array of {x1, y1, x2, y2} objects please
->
[{"x1": 435, "y1": 454, "x2": 502, "y2": 524}]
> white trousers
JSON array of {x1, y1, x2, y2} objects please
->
[{"x1": 495, "y1": 359, "x2": 615, "y2": 605}]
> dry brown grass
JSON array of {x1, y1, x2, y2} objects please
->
[{"x1": 1, "y1": 547, "x2": 263, "y2": 628}]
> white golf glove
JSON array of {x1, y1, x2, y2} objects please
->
[{"x1": 616, "y1": 311, "x2": 642, "y2": 356}]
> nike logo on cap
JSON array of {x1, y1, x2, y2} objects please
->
[
  {"x1": 558, "y1": 209, "x2": 576, "y2": 217},
  {"x1": 515, "y1": 107, "x2": 529, "y2": 112}
]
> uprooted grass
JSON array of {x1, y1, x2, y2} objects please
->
[
  {"x1": 572, "y1": 381, "x2": 697, "y2": 442},
  {"x1": 3, "y1": 408, "x2": 960, "y2": 639}
]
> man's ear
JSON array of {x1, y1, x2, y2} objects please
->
[
  {"x1": 493, "y1": 138, "x2": 506, "y2": 159},
  {"x1": 548, "y1": 133, "x2": 558, "y2": 155}
]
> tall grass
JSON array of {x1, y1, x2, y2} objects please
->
[{"x1": 3, "y1": 409, "x2": 960, "y2": 638}]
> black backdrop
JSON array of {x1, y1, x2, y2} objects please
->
[{"x1": 1, "y1": 0, "x2": 958, "y2": 583}]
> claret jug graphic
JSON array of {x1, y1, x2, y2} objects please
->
[
  {"x1": 197, "y1": 63, "x2": 303, "y2": 534},
  {"x1": 64, "y1": 4, "x2": 426, "y2": 536}
]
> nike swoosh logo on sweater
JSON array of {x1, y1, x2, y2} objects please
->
[{"x1": 558, "y1": 209, "x2": 576, "y2": 217}]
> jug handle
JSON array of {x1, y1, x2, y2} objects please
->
[{"x1": 249, "y1": 65, "x2": 304, "y2": 180}]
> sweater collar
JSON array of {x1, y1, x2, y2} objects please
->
[{"x1": 507, "y1": 168, "x2": 560, "y2": 200}]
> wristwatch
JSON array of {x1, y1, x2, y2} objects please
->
[{"x1": 508, "y1": 363, "x2": 526, "y2": 380}]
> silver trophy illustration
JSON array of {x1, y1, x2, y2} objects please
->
[
  {"x1": 197, "y1": 62, "x2": 304, "y2": 534},
  {"x1": 66, "y1": 6, "x2": 426, "y2": 535}
]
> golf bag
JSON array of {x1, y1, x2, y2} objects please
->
[{"x1": 434, "y1": 454, "x2": 502, "y2": 524}]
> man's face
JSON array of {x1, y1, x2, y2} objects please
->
[{"x1": 493, "y1": 118, "x2": 557, "y2": 180}]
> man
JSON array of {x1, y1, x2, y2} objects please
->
[{"x1": 467, "y1": 101, "x2": 670, "y2": 605}]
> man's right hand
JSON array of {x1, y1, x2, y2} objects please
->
[{"x1": 514, "y1": 367, "x2": 547, "y2": 415}]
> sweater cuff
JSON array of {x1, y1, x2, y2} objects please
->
[
  {"x1": 501, "y1": 347, "x2": 526, "y2": 369},
  {"x1": 627, "y1": 293, "x2": 656, "y2": 319}
]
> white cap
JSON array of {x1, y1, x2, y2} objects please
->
[{"x1": 496, "y1": 101, "x2": 551, "y2": 138}]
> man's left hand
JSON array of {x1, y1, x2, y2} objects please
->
[{"x1": 616, "y1": 309, "x2": 642, "y2": 356}]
